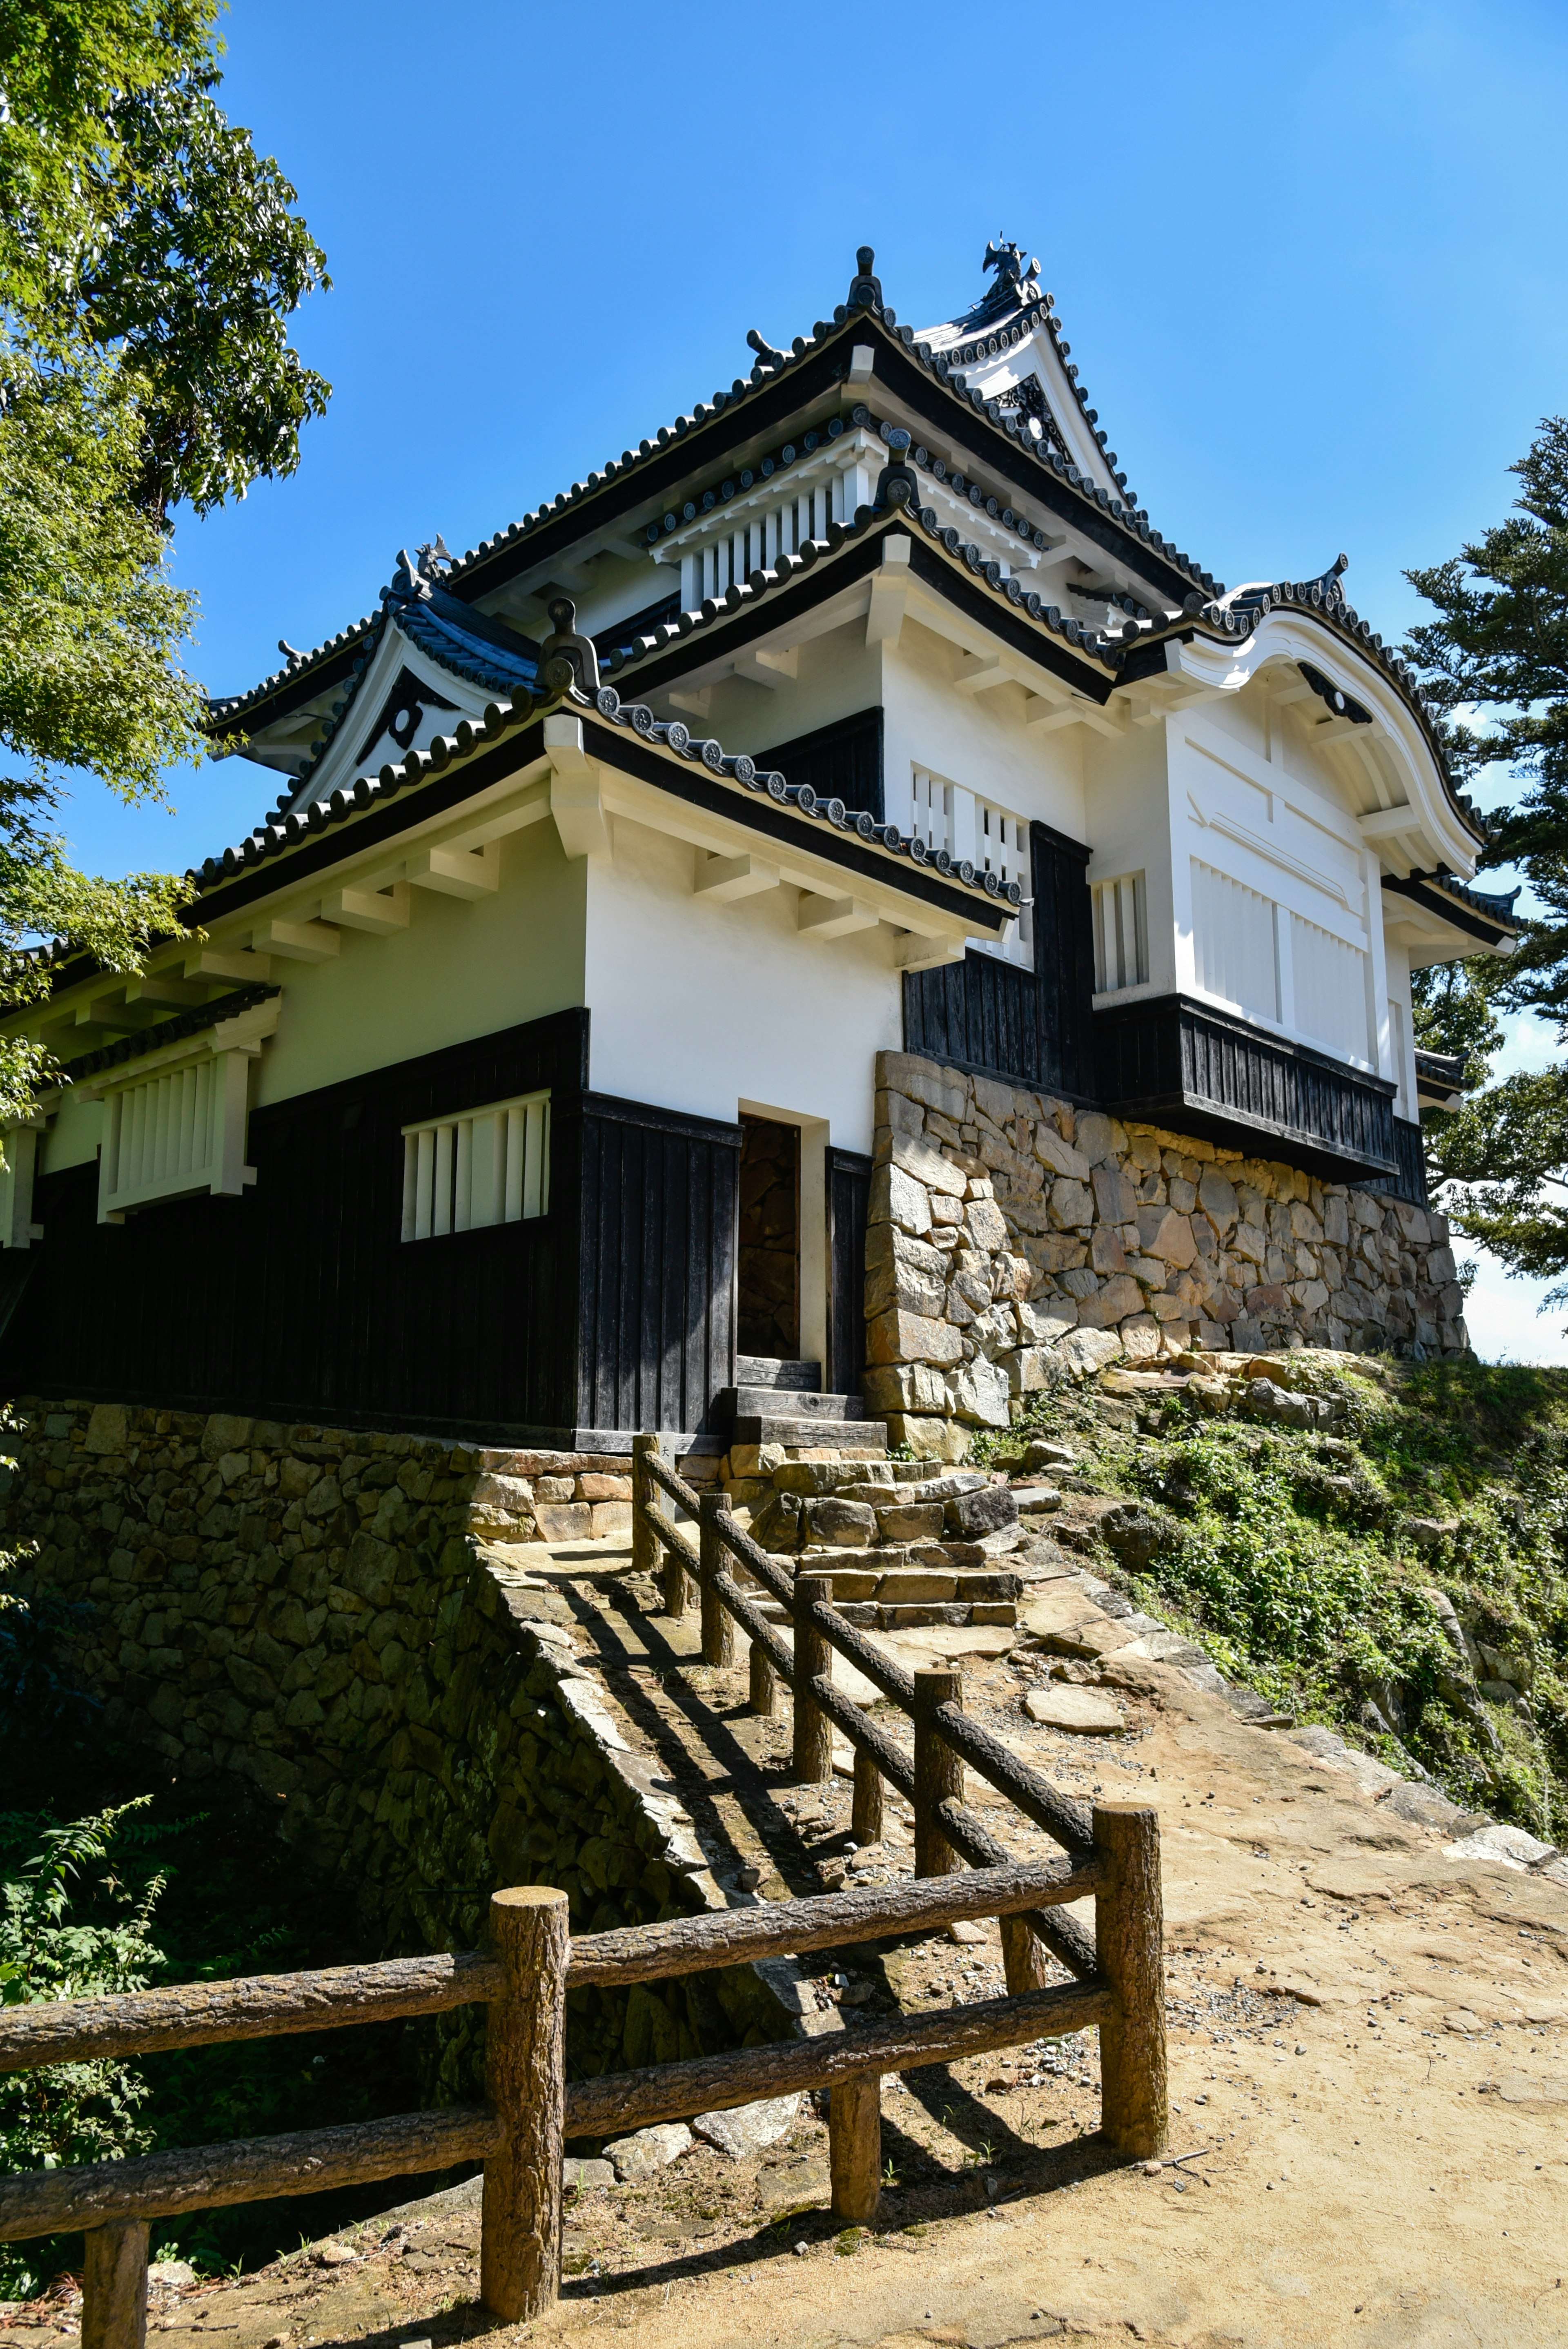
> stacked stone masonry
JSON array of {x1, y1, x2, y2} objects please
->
[
  {"x1": 1, "y1": 1401, "x2": 784, "y2": 2091},
  {"x1": 866, "y1": 1050, "x2": 1465, "y2": 1459}
]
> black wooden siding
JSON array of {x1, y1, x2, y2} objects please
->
[
  {"x1": 1094, "y1": 994, "x2": 1400, "y2": 1179},
  {"x1": 0, "y1": 1010, "x2": 740, "y2": 1444},
  {"x1": 573, "y1": 1095, "x2": 739, "y2": 1440},
  {"x1": 902, "y1": 820, "x2": 1096, "y2": 1098},
  {"x1": 1361, "y1": 1117, "x2": 1430, "y2": 1211},
  {"x1": 759, "y1": 708, "x2": 884, "y2": 824},
  {"x1": 825, "y1": 1146, "x2": 872, "y2": 1399}
]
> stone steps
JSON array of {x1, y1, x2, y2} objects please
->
[
  {"x1": 730, "y1": 1413, "x2": 887, "y2": 1449},
  {"x1": 717, "y1": 1385, "x2": 867, "y2": 1422},
  {"x1": 734, "y1": 1355, "x2": 822, "y2": 1392}
]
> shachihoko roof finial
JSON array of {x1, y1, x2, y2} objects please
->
[{"x1": 983, "y1": 236, "x2": 1036, "y2": 296}]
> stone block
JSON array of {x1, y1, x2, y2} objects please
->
[
  {"x1": 588, "y1": 1501, "x2": 633, "y2": 1539},
  {"x1": 535, "y1": 1502, "x2": 592, "y2": 1541},
  {"x1": 84, "y1": 1404, "x2": 129, "y2": 1456},
  {"x1": 862, "y1": 1361, "x2": 949, "y2": 1414},
  {"x1": 1197, "y1": 1167, "x2": 1238, "y2": 1228},
  {"x1": 868, "y1": 1309, "x2": 964, "y2": 1367},
  {"x1": 1050, "y1": 1178, "x2": 1093, "y2": 1226},
  {"x1": 1058, "y1": 1327, "x2": 1124, "y2": 1376},
  {"x1": 1017, "y1": 1299, "x2": 1078, "y2": 1345},
  {"x1": 1090, "y1": 1225, "x2": 1129, "y2": 1274},
  {"x1": 1070, "y1": 1111, "x2": 1115, "y2": 1166},
  {"x1": 1120, "y1": 1312, "x2": 1162, "y2": 1360},
  {"x1": 876, "y1": 1051, "x2": 969, "y2": 1121},
  {"x1": 877, "y1": 1501, "x2": 946, "y2": 1542},
  {"x1": 875, "y1": 1569, "x2": 957, "y2": 1602},
  {"x1": 1080, "y1": 1273, "x2": 1145, "y2": 1327},
  {"x1": 200, "y1": 1412, "x2": 253, "y2": 1463},
  {"x1": 804, "y1": 1497, "x2": 878, "y2": 1546},
  {"x1": 1091, "y1": 1164, "x2": 1137, "y2": 1224},
  {"x1": 945, "y1": 1483, "x2": 1018, "y2": 1538},
  {"x1": 948, "y1": 1356, "x2": 1011, "y2": 1427},
  {"x1": 773, "y1": 1463, "x2": 851, "y2": 1495},
  {"x1": 890, "y1": 1133, "x2": 968, "y2": 1197},
  {"x1": 577, "y1": 1473, "x2": 632, "y2": 1501},
  {"x1": 870, "y1": 1162, "x2": 932, "y2": 1236},
  {"x1": 1138, "y1": 1207, "x2": 1197, "y2": 1267},
  {"x1": 864, "y1": 1223, "x2": 949, "y2": 1319},
  {"x1": 885, "y1": 1414, "x2": 971, "y2": 1462},
  {"x1": 964, "y1": 1196, "x2": 1009, "y2": 1253}
]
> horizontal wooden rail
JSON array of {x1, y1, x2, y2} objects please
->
[
  {"x1": 0, "y1": 2106, "x2": 500, "y2": 2243},
  {"x1": 0, "y1": 1951, "x2": 503, "y2": 2075},
  {"x1": 639, "y1": 1460, "x2": 1096, "y2": 1862},
  {"x1": 567, "y1": 1855, "x2": 1106, "y2": 1985},
  {"x1": 564, "y1": 1976, "x2": 1114, "y2": 2139},
  {"x1": 937, "y1": 1797, "x2": 1098, "y2": 1980}
]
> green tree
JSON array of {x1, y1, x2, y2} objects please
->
[
  {"x1": 0, "y1": 0, "x2": 329, "y2": 1124},
  {"x1": 1405, "y1": 415, "x2": 1568, "y2": 1309}
]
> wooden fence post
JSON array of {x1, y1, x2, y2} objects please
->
[
  {"x1": 829, "y1": 2075, "x2": 882, "y2": 2225},
  {"x1": 1092, "y1": 1803, "x2": 1168, "y2": 2160},
  {"x1": 1000, "y1": 1914, "x2": 1052, "y2": 1995},
  {"x1": 481, "y1": 1885, "x2": 570, "y2": 2321},
  {"x1": 792, "y1": 1574, "x2": 834, "y2": 1783},
  {"x1": 748, "y1": 1641, "x2": 777, "y2": 1716},
  {"x1": 851, "y1": 1746, "x2": 883, "y2": 1848},
  {"x1": 913, "y1": 1667, "x2": 965, "y2": 1878},
  {"x1": 81, "y1": 2219, "x2": 148, "y2": 2349},
  {"x1": 698, "y1": 1494, "x2": 736, "y2": 1668},
  {"x1": 632, "y1": 1433, "x2": 658, "y2": 1585}
]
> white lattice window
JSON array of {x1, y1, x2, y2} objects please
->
[
  {"x1": 909, "y1": 767, "x2": 1033, "y2": 968},
  {"x1": 0, "y1": 1117, "x2": 45, "y2": 1248},
  {"x1": 99, "y1": 1052, "x2": 256, "y2": 1223},
  {"x1": 1092, "y1": 873, "x2": 1148, "y2": 993},
  {"x1": 1292, "y1": 913, "x2": 1371, "y2": 1065},
  {"x1": 1191, "y1": 860, "x2": 1280, "y2": 1025},
  {"x1": 401, "y1": 1091, "x2": 550, "y2": 1241}
]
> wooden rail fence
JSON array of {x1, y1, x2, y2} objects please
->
[{"x1": 0, "y1": 1438, "x2": 1166, "y2": 2348}]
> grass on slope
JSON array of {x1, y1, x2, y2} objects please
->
[{"x1": 994, "y1": 1359, "x2": 1568, "y2": 1839}]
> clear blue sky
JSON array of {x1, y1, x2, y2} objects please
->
[{"x1": 71, "y1": 0, "x2": 1568, "y2": 1358}]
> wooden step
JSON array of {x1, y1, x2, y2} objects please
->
[
  {"x1": 717, "y1": 1385, "x2": 866, "y2": 1422},
  {"x1": 730, "y1": 1414, "x2": 888, "y2": 1449},
  {"x1": 734, "y1": 1356, "x2": 822, "y2": 1392}
]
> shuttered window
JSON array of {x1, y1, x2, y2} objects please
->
[{"x1": 401, "y1": 1090, "x2": 550, "y2": 1241}]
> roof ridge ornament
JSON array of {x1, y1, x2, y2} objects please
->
[
  {"x1": 983, "y1": 236, "x2": 1039, "y2": 300},
  {"x1": 746, "y1": 327, "x2": 786, "y2": 372},
  {"x1": 388, "y1": 538, "x2": 454, "y2": 603},
  {"x1": 537, "y1": 597, "x2": 601, "y2": 694},
  {"x1": 847, "y1": 245, "x2": 883, "y2": 312}
]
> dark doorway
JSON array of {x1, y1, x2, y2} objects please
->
[{"x1": 737, "y1": 1114, "x2": 800, "y2": 1359}]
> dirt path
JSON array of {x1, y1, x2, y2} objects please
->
[{"x1": 13, "y1": 1645, "x2": 1561, "y2": 2349}]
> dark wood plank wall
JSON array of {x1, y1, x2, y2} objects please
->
[
  {"x1": 902, "y1": 820, "x2": 1096, "y2": 1098},
  {"x1": 825, "y1": 1147, "x2": 872, "y2": 1399},
  {"x1": 0, "y1": 1010, "x2": 744, "y2": 1443},
  {"x1": 1361, "y1": 1117, "x2": 1430, "y2": 1211},
  {"x1": 573, "y1": 1095, "x2": 740, "y2": 1439},
  {"x1": 1094, "y1": 995, "x2": 1400, "y2": 1178},
  {"x1": 759, "y1": 708, "x2": 884, "y2": 823}
]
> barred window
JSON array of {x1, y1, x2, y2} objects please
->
[{"x1": 401, "y1": 1091, "x2": 550, "y2": 1240}]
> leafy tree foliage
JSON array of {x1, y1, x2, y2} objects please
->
[
  {"x1": 1405, "y1": 416, "x2": 1568, "y2": 1305},
  {"x1": 0, "y1": 1, "x2": 329, "y2": 1123}
]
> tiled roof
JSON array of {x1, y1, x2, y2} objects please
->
[
  {"x1": 60, "y1": 984, "x2": 281, "y2": 1081},
  {"x1": 187, "y1": 661, "x2": 1023, "y2": 916},
  {"x1": 205, "y1": 247, "x2": 1228, "y2": 734}
]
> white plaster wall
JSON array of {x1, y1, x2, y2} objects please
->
[
  {"x1": 880, "y1": 619, "x2": 1087, "y2": 844},
  {"x1": 1082, "y1": 717, "x2": 1174, "y2": 997},
  {"x1": 687, "y1": 616, "x2": 885, "y2": 766},
  {"x1": 581, "y1": 813, "x2": 902, "y2": 1154},
  {"x1": 36, "y1": 823, "x2": 589, "y2": 1182}
]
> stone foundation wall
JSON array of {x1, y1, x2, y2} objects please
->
[
  {"x1": 865, "y1": 1050, "x2": 1465, "y2": 1459},
  {"x1": 0, "y1": 1399, "x2": 773, "y2": 2091}
]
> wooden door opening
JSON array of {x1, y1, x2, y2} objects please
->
[{"x1": 737, "y1": 1113, "x2": 800, "y2": 1360}]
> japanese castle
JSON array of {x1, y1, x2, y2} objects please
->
[{"x1": 0, "y1": 242, "x2": 1515, "y2": 1445}]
